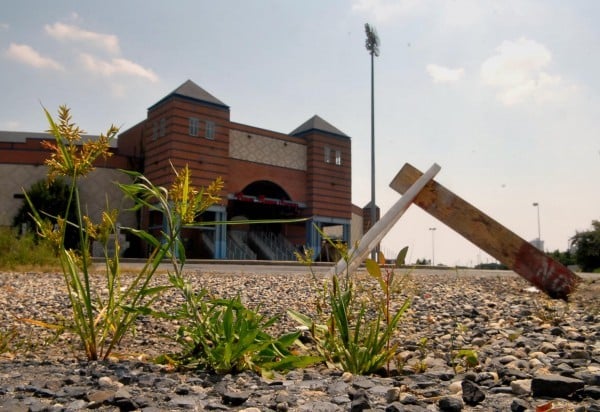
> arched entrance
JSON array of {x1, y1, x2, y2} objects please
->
[{"x1": 227, "y1": 180, "x2": 305, "y2": 260}]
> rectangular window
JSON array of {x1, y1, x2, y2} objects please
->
[
  {"x1": 335, "y1": 149, "x2": 342, "y2": 165},
  {"x1": 324, "y1": 146, "x2": 331, "y2": 163},
  {"x1": 205, "y1": 120, "x2": 215, "y2": 140},
  {"x1": 152, "y1": 121, "x2": 158, "y2": 140},
  {"x1": 189, "y1": 117, "x2": 200, "y2": 136},
  {"x1": 159, "y1": 118, "x2": 166, "y2": 137}
]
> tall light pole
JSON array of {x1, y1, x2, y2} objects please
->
[
  {"x1": 429, "y1": 227, "x2": 436, "y2": 266},
  {"x1": 365, "y1": 23, "x2": 379, "y2": 260},
  {"x1": 533, "y1": 202, "x2": 541, "y2": 249}
]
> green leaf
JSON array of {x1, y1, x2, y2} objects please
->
[
  {"x1": 396, "y1": 246, "x2": 409, "y2": 267},
  {"x1": 223, "y1": 304, "x2": 234, "y2": 342},
  {"x1": 287, "y1": 309, "x2": 313, "y2": 328},
  {"x1": 124, "y1": 228, "x2": 161, "y2": 248},
  {"x1": 140, "y1": 285, "x2": 172, "y2": 297},
  {"x1": 262, "y1": 355, "x2": 324, "y2": 371},
  {"x1": 275, "y1": 331, "x2": 301, "y2": 348},
  {"x1": 365, "y1": 259, "x2": 381, "y2": 279},
  {"x1": 456, "y1": 349, "x2": 479, "y2": 367}
]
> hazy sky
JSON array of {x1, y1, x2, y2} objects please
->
[{"x1": 2, "y1": 1, "x2": 599, "y2": 266}]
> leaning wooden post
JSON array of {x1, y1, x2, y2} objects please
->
[
  {"x1": 390, "y1": 163, "x2": 581, "y2": 300},
  {"x1": 331, "y1": 163, "x2": 441, "y2": 276}
]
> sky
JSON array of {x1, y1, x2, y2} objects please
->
[{"x1": 1, "y1": 0, "x2": 599, "y2": 267}]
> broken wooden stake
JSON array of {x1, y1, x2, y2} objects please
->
[
  {"x1": 331, "y1": 163, "x2": 441, "y2": 276},
  {"x1": 390, "y1": 163, "x2": 580, "y2": 300}
]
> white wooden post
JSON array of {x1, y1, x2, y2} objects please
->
[{"x1": 331, "y1": 163, "x2": 441, "y2": 276}]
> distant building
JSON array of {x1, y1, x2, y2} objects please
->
[
  {"x1": 1, "y1": 80, "x2": 364, "y2": 260},
  {"x1": 530, "y1": 238, "x2": 544, "y2": 251}
]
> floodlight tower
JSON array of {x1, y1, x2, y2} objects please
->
[{"x1": 365, "y1": 23, "x2": 380, "y2": 260}]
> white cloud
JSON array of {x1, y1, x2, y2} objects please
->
[
  {"x1": 0, "y1": 23, "x2": 9, "y2": 31},
  {"x1": 79, "y1": 53, "x2": 158, "y2": 83},
  {"x1": 480, "y1": 37, "x2": 570, "y2": 105},
  {"x1": 426, "y1": 64, "x2": 465, "y2": 83},
  {"x1": 45, "y1": 22, "x2": 120, "y2": 55},
  {"x1": 5, "y1": 43, "x2": 64, "y2": 70},
  {"x1": 352, "y1": 0, "x2": 425, "y2": 23}
]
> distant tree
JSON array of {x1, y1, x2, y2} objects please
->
[
  {"x1": 570, "y1": 220, "x2": 600, "y2": 272},
  {"x1": 415, "y1": 258, "x2": 430, "y2": 265},
  {"x1": 548, "y1": 249, "x2": 576, "y2": 267},
  {"x1": 12, "y1": 178, "x2": 78, "y2": 250}
]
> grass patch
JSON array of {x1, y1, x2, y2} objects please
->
[{"x1": 0, "y1": 227, "x2": 60, "y2": 271}]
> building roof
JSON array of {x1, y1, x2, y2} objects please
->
[
  {"x1": 148, "y1": 80, "x2": 229, "y2": 111},
  {"x1": 290, "y1": 115, "x2": 349, "y2": 139}
]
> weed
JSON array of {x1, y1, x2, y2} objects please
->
[
  {"x1": 157, "y1": 291, "x2": 320, "y2": 375},
  {"x1": 412, "y1": 337, "x2": 429, "y2": 373},
  {"x1": 448, "y1": 317, "x2": 480, "y2": 373},
  {"x1": 23, "y1": 106, "x2": 180, "y2": 360},
  {"x1": 531, "y1": 295, "x2": 570, "y2": 326},
  {"x1": 453, "y1": 348, "x2": 479, "y2": 371},
  {"x1": 0, "y1": 328, "x2": 18, "y2": 356},
  {"x1": 290, "y1": 231, "x2": 411, "y2": 375}
]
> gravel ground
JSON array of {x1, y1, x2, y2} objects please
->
[{"x1": 0, "y1": 267, "x2": 599, "y2": 411}]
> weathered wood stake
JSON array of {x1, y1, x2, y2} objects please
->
[{"x1": 390, "y1": 163, "x2": 580, "y2": 300}]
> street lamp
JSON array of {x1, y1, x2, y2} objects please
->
[
  {"x1": 429, "y1": 227, "x2": 436, "y2": 266},
  {"x1": 533, "y1": 202, "x2": 541, "y2": 249},
  {"x1": 365, "y1": 23, "x2": 380, "y2": 260}
]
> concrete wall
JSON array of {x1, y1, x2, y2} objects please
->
[
  {"x1": 0, "y1": 164, "x2": 48, "y2": 226},
  {"x1": 0, "y1": 164, "x2": 136, "y2": 230}
]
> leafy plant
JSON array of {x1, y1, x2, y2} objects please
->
[
  {"x1": 290, "y1": 231, "x2": 411, "y2": 375},
  {"x1": 158, "y1": 288, "x2": 320, "y2": 375},
  {"x1": 453, "y1": 349, "x2": 479, "y2": 371},
  {"x1": 412, "y1": 337, "x2": 429, "y2": 373},
  {"x1": 448, "y1": 317, "x2": 480, "y2": 373}
]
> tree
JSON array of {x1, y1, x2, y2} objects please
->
[
  {"x1": 12, "y1": 178, "x2": 78, "y2": 249},
  {"x1": 570, "y1": 220, "x2": 600, "y2": 272},
  {"x1": 548, "y1": 249, "x2": 575, "y2": 267}
]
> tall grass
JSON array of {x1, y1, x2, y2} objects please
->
[{"x1": 0, "y1": 227, "x2": 59, "y2": 270}]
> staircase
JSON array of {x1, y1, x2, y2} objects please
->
[
  {"x1": 227, "y1": 231, "x2": 257, "y2": 260},
  {"x1": 248, "y1": 231, "x2": 297, "y2": 261}
]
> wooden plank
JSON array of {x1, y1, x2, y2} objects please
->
[
  {"x1": 331, "y1": 163, "x2": 441, "y2": 276},
  {"x1": 390, "y1": 163, "x2": 580, "y2": 300}
]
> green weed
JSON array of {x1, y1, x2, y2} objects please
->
[
  {"x1": 23, "y1": 106, "x2": 186, "y2": 360},
  {"x1": 290, "y1": 231, "x2": 411, "y2": 375},
  {"x1": 157, "y1": 289, "x2": 320, "y2": 375}
]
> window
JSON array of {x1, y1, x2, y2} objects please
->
[
  {"x1": 335, "y1": 149, "x2": 342, "y2": 165},
  {"x1": 159, "y1": 118, "x2": 166, "y2": 137},
  {"x1": 152, "y1": 121, "x2": 158, "y2": 140},
  {"x1": 206, "y1": 120, "x2": 215, "y2": 140},
  {"x1": 189, "y1": 117, "x2": 200, "y2": 136},
  {"x1": 324, "y1": 146, "x2": 331, "y2": 163}
]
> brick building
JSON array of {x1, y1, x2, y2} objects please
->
[{"x1": 1, "y1": 80, "x2": 362, "y2": 260}]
